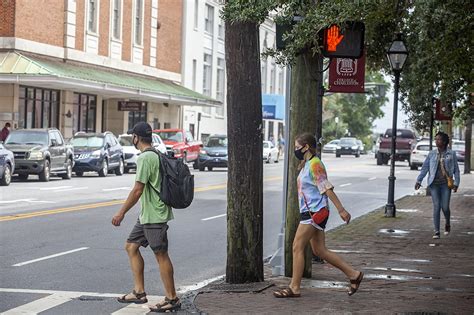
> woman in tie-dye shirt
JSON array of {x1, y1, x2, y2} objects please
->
[{"x1": 274, "y1": 133, "x2": 363, "y2": 299}]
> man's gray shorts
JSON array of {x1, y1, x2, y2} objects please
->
[{"x1": 127, "y1": 218, "x2": 169, "y2": 253}]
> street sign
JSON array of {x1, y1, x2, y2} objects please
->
[
  {"x1": 322, "y1": 22, "x2": 365, "y2": 59},
  {"x1": 328, "y1": 52, "x2": 366, "y2": 93},
  {"x1": 434, "y1": 98, "x2": 452, "y2": 121},
  {"x1": 263, "y1": 105, "x2": 276, "y2": 119},
  {"x1": 118, "y1": 101, "x2": 146, "y2": 111}
]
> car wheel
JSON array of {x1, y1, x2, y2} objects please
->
[
  {"x1": 75, "y1": 171, "x2": 84, "y2": 177},
  {"x1": 356, "y1": 151, "x2": 360, "y2": 158},
  {"x1": 39, "y1": 160, "x2": 50, "y2": 182},
  {"x1": 98, "y1": 159, "x2": 108, "y2": 177},
  {"x1": 193, "y1": 161, "x2": 199, "y2": 170},
  {"x1": 336, "y1": 153, "x2": 341, "y2": 158},
  {"x1": 266, "y1": 154, "x2": 271, "y2": 164},
  {"x1": 376, "y1": 153, "x2": 383, "y2": 165},
  {"x1": 124, "y1": 167, "x2": 130, "y2": 174},
  {"x1": 199, "y1": 166, "x2": 205, "y2": 171},
  {"x1": 115, "y1": 159, "x2": 124, "y2": 176},
  {"x1": 183, "y1": 152, "x2": 188, "y2": 163},
  {"x1": 208, "y1": 166, "x2": 213, "y2": 171},
  {"x1": 0, "y1": 164, "x2": 11, "y2": 186},
  {"x1": 61, "y1": 159, "x2": 73, "y2": 179},
  {"x1": 18, "y1": 174, "x2": 29, "y2": 181}
]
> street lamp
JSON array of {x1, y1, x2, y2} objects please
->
[
  {"x1": 385, "y1": 33, "x2": 408, "y2": 217},
  {"x1": 335, "y1": 116, "x2": 339, "y2": 138}
]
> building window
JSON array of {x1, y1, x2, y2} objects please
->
[
  {"x1": 128, "y1": 103, "x2": 147, "y2": 131},
  {"x1": 204, "y1": 4, "x2": 214, "y2": 35},
  {"x1": 194, "y1": 0, "x2": 199, "y2": 29},
  {"x1": 73, "y1": 93, "x2": 97, "y2": 133},
  {"x1": 268, "y1": 121, "x2": 274, "y2": 140},
  {"x1": 216, "y1": 58, "x2": 225, "y2": 103},
  {"x1": 19, "y1": 86, "x2": 59, "y2": 129},
  {"x1": 203, "y1": 53, "x2": 212, "y2": 97},
  {"x1": 192, "y1": 59, "x2": 197, "y2": 91},
  {"x1": 164, "y1": 122, "x2": 171, "y2": 129},
  {"x1": 278, "y1": 70, "x2": 284, "y2": 94},
  {"x1": 261, "y1": 59, "x2": 267, "y2": 93},
  {"x1": 270, "y1": 63, "x2": 276, "y2": 94},
  {"x1": 87, "y1": 0, "x2": 98, "y2": 33},
  {"x1": 218, "y1": 22, "x2": 224, "y2": 40},
  {"x1": 134, "y1": 0, "x2": 144, "y2": 45},
  {"x1": 112, "y1": 0, "x2": 122, "y2": 40}
]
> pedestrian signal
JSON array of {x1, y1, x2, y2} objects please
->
[{"x1": 322, "y1": 22, "x2": 365, "y2": 59}]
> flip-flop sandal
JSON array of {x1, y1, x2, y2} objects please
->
[
  {"x1": 348, "y1": 271, "x2": 364, "y2": 296},
  {"x1": 273, "y1": 287, "x2": 301, "y2": 298},
  {"x1": 149, "y1": 297, "x2": 181, "y2": 313},
  {"x1": 117, "y1": 290, "x2": 148, "y2": 304}
]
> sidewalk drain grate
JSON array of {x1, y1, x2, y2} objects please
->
[
  {"x1": 77, "y1": 296, "x2": 105, "y2": 301},
  {"x1": 395, "y1": 312, "x2": 447, "y2": 315},
  {"x1": 205, "y1": 281, "x2": 274, "y2": 293}
]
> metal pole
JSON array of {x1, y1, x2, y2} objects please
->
[{"x1": 385, "y1": 70, "x2": 400, "y2": 217}]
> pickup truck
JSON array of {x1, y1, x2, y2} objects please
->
[
  {"x1": 153, "y1": 129, "x2": 202, "y2": 164},
  {"x1": 376, "y1": 128, "x2": 416, "y2": 166},
  {"x1": 3, "y1": 128, "x2": 74, "y2": 181}
]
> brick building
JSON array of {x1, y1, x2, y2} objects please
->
[{"x1": 0, "y1": 0, "x2": 218, "y2": 139}]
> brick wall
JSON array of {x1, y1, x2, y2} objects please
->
[
  {"x1": 156, "y1": 0, "x2": 182, "y2": 73},
  {"x1": 15, "y1": 0, "x2": 64, "y2": 47},
  {"x1": 98, "y1": 0, "x2": 110, "y2": 56},
  {"x1": 121, "y1": 0, "x2": 132, "y2": 62},
  {"x1": 75, "y1": 0, "x2": 85, "y2": 51},
  {"x1": 0, "y1": 0, "x2": 15, "y2": 36}
]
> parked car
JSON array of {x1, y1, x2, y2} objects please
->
[
  {"x1": 4, "y1": 128, "x2": 74, "y2": 181},
  {"x1": 452, "y1": 140, "x2": 465, "y2": 162},
  {"x1": 409, "y1": 141, "x2": 434, "y2": 170},
  {"x1": 336, "y1": 137, "x2": 360, "y2": 158},
  {"x1": 153, "y1": 129, "x2": 202, "y2": 164},
  {"x1": 70, "y1": 132, "x2": 124, "y2": 177},
  {"x1": 263, "y1": 141, "x2": 279, "y2": 163},
  {"x1": 356, "y1": 140, "x2": 366, "y2": 154},
  {"x1": 322, "y1": 139, "x2": 340, "y2": 154},
  {"x1": 197, "y1": 134, "x2": 228, "y2": 171},
  {"x1": 118, "y1": 133, "x2": 166, "y2": 173},
  {"x1": 0, "y1": 143, "x2": 14, "y2": 186},
  {"x1": 377, "y1": 129, "x2": 416, "y2": 165}
]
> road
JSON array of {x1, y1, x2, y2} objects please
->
[{"x1": 0, "y1": 154, "x2": 423, "y2": 314}]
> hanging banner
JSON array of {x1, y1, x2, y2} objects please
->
[
  {"x1": 434, "y1": 98, "x2": 452, "y2": 121},
  {"x1": 328, "y1": 52, "x2": 366, "y2": 93}
]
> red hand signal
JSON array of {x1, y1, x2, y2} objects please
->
[{"x1": 326, "y1": 25, "x2": 344, "y2": 52}]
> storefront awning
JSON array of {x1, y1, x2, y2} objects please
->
[{"x1": 0, "y1": 51, "x2": 221, "y2": 107}]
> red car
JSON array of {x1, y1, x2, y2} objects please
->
[{"x1": 153, "y1": 129, "x2": 202, "y2": 163}]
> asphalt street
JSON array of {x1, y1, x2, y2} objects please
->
[{"x1": 0, "y1": 154, "x2": 429, "y2": 314}]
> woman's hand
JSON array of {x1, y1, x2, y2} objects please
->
[
  {"x1": 415, "y1": 182, "x2": 421, "y2": 190},
  {"x1": 339, "y1": 208, "x2": 351, "y2": 224}
]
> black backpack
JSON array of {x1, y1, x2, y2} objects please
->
[{"x1": 144, "y1": 148, "x2": 194, "y2": 209}]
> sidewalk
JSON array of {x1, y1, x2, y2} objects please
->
[{"x1": 192, "y1": 174, "x2": 474, "y2": 314}]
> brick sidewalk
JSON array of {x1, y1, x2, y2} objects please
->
[{"x1": 193, "y1": 174, "x2": 474, "y2": 314}]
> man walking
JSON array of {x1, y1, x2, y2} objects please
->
[
  {"x1": 0, "y1": 122, "x2": 11, "y2": 142},
  {"x1": 112, "y1": 122, "x2": 181, "y2": 312}
]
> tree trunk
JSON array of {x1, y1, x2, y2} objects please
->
[
  {"x1": 285, "y1": 51, "x2": 323, "y2": 278},
  {"x1": 465, "y1": 111, "x2": 472, "y2": 173},
  {"x1": 225, "y1": 20, "x2": 264, "y2": 283}
]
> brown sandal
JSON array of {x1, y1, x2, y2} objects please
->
[
  {"x1": 117, "y1": 290, "x2": 148, "y2": 304},
  {"x1": 348, "y1": 271, "x2": 364, "y2": 296},
  {"x1": 149, "y1": 297, "x2": 181, "y2": 313},
  {"x1": 273, "y1": 287, "x2": 301, "y2": 298}
]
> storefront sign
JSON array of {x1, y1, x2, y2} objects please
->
[
  {"x1": 118, "y1": 101, "x2": 146, "y2": 111},
  {"x1": 263, "y1": 105, "x2": 276, "y2": 119},
  {"x1": 328, "y1": 52, "x2": 366, "y2": 93}
]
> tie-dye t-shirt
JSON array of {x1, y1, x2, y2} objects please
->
[{"x1": 297, "y1": 156, "x2": 334, "y2": 214}]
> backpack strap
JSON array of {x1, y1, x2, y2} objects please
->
[{"x1": 142, "y1": 147, "x2": 162, "y2": 198}]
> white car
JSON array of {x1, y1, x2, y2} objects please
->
[
  {"x1": 323, "y1": 139, "x2": 340, "y2": 153},
  {"x1": 263, "y1": 141, "x2": 279, "y2": 163},
  {"x1": 118, "y1": 134, "x2": 167, "y2": 173},
  {"x1": 410, "y1": 141, "x2": 433, "y2": 170}
]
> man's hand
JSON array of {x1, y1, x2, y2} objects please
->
[
  {"x1": 326, "y1": 25, "x2": 344, "y2": 52},
  {"x1": 453, "y1": 186, "x2": 458, "y2": 193},
  {"x1": 112, "y1": 212, "x2": 125, "y2": 226},
  {"x1": 339, "y1": 208, "x2": 351, "y2": 224},
  {"x1": 415, "y1": 182, "x2": 421, "y2": 190}
]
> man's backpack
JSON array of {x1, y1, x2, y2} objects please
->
[{"x1": 144, "y1": 148, "x2": 194, "y2": 209}]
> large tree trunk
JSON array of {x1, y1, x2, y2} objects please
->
[
  {"x1": 285, "y1": 51, "x2": 323, "y2": 278},
  {"x1": 225, "y1": 20, "x2": 264, "y2": 283}
]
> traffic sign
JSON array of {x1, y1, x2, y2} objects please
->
[{"x1": 322, "y1": 22, "x2": 365, "y2": 59}]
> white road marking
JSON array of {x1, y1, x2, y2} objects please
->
[
  {"x1": 103, "y1": 187, "x2": 132, "y2": 192},
  {"x1": 39, "y1": 186, "x2": 73, "y2": 190},
  {"x1": 201, "y1": 213, "x2": 227, "y2": 221},
  {"x1": 0, "y1": 288, "x2": 122, "y2": 298},
  {"x1": 177, "y1": 274, "x2": 225, "y2": 293},
  {"x1": 339, "y1": 183, "x2": 352, "y2": 187},
  {"x1": 111, "y1": 296, "x2": 164, "y2": 315},
  {"x1": 464, "y1": 194, "x2": 474, "y2": 197},
  {"x1": 368, "y1": 177, "x2": 377, "y2": 181},
  {"x1": 1, "y1": 292, "x2": 82, "y2": 314},
  {"x1": 12, "y1": 247, "x2": 89, "y2": 267},
  {"x1": 0, "y1": 199, "x2": 55, "y2": 204},
  {"x1": 54, "y1": 187, "x2": 89, "y2": 193}
]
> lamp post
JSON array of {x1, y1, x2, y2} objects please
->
[
  {"x1": 335, "y1": 116, "x2": 339, "y2": 138},
  {"x1": 385, "y1": 33, "x2": 408, "y2": 217}
]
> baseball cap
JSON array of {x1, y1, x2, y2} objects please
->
[{"x1": 127, "y1": 122, "x2": 152, "y2": 137}]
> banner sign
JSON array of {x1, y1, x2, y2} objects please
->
[
  {"x1": 434, "y1": 98, "x2": 452, "y2": 121},
  {"x1": 118, "y1": 101, "x2": 146, "y2": 111},
  {"x1": 328, "y1": 52, "x2": 366, "y2": 93},
  {"x1": 262, "y1": 105, "x2": 276, "y2": 119}
]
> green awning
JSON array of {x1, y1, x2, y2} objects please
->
[{"x1": 0, "y1": 51, "x2": 221, "y2": 107}]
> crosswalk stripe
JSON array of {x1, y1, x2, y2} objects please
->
[
  {"x1": 111, "y1": 296, "x2": 164, "y2": 315},
  {"x1": 1, "y1": 292, "x2": 82, "y2": 314}
]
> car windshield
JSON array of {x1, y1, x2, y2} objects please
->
[
  {"x1": 329, "y1": 140, "x2": 339, "y2": 145},
  {"x1": 263, "y1": 142, "x2": 271, "y2": 148},
  {"x1": 157, "y1": 131, "x2": 183, "y2": 142},
  {"x1": 71, "y1": 136, "x2": 104, "y2": 148},
  {"x1": 119, "y1": 136, "x2": 133, "y2": 146},
  {"x1": 340, "y1": 139, "x2": 356, "y2": 145},
  {"x1": 384, "y1": 129, "x2": 414, "y2": 138},
  {"x1": 356, "y1": 140, "x2": 362, "y2": 145},
  {"x1": 5, "y1": 131, "x2": 48, "y2": 145},
  {"x1": 207, "y1": 137, "x2": 227, "y2": 147},
  {"x1": 452, "y1": 144, "x2": 464, "y2": 151}
]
